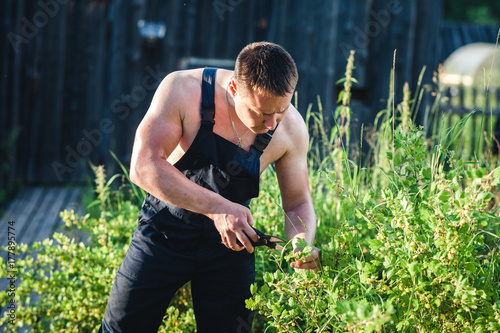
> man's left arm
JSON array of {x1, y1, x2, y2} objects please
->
[{"x1": 275, "y1": 111, "x2": 321, "y2": 271}]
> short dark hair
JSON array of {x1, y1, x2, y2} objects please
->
[{"x1": 234, "y1": 41, "x2": 298, "y2": 97}]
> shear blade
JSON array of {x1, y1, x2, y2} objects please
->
[
  {"x1": 269, "y1": 236, "x2": 286, "y2": 243},
  {"x1": 271, "y1": 244, "x2": 285, "y2": 251}
]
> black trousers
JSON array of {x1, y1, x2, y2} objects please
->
[{"x1": 98, "y1": 215, "x2": 255, "y2": 333}]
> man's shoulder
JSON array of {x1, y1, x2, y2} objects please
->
[
  {"x1": 161, "y1": 68, "x2": 204, "y2": 94},
  {"x1": 280, "y1": 105, "x2": 308, "y2": 142},
  {"x1": 263, "y1": 105, "x2": 308, "y2": 167},
  {"x1": 151, "y1": 69, "x2": 205, "y2": 115}
]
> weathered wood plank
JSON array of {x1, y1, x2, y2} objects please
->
[
  {"x1": 0, "y1": 186, "x2": 82, "y2": 332},
  {"x1": 62, "y1": 187, "x2": 84, "y2": 215},
  {"x1": 2, "y1": 187, "x2": 34, "y2": 224},
  {"x1": 1, "y1": 188, "x2": 44, "y2": 248},
  {"x1": 1, "y1": 187, "x2": 83, "y2": 248},
  {"x1": 17, "y1": 188, "x2": 56, "y2": 245},
  {"x1": 23, "y1": 188, "x2": 72, "y2": 245},
  {"x1": 44, "y1": 187, "x2": 84, "y2": 239},
  {"x1": 19, "y1": 188, "x2": 59, "y2": 245}
]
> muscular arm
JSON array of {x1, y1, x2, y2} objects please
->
[
  {"x1": 275, "y1": 109, "x2": 319, "y2": 270},
  {"x1": 130, "y1": 72, "x2": 258, "y2": 252}
]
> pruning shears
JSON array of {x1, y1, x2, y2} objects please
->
[{"x1": 241, "y1": 227, "x2": 286, "y2": 250}]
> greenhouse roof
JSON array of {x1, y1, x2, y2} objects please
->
[{"x1": 441, "y1": 43, "x2": 500, "y2": 87}]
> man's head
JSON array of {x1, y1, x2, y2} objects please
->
[{"x1": 234, "y1": 41, "x2": 298, "y2": 97}]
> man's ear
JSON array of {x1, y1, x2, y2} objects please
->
[{"x1": 228, "y1": 78, "x2": 238, "y2": 97}]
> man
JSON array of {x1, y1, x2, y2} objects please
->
[{"x1": 99, "y1": 41, "x2": 320, "y2": 333}]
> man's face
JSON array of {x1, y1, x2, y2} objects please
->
[{"x1": 230, "y1": 80, "x2": 293, "y2": 134}]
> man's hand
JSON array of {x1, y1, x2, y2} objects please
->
[
  {"x1": 290, "y1": 239, "x2": 321, "y2": 272},
  {"x1": 210, "y1": 202, "x2": 259, "y2": 253}
]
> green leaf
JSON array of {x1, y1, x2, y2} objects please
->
[
  {"x1": 264, "y1": 272, "x2": 273, "y2": 284},
  {"x1": 408, "y1": 262, "x2": 421, "y2": 278},
  {"x1": 250, "y1": 284, "x2": 257, "y2": 295},
  {"x1": 422, "y1": 167, "x2": 432, "y2": 180},
  {"x1": 438, "y1": 191, "x2": 451, "y2": 202},
  {"x1": 394, "y1": 153, "x2": 403, "y2": 166},
  {"x1": 442, "y1": 110, "x2": 476, "y2": 150},
  {"x1": 337, "y1": 91, "x2": 345, "y2": 103},
  {"x1": 261, "y1": 284, "x2": 270, "y2": 294},
  {"x1": 271, "y1": 304, "x2": 281, "y2": 317},
  {"x1": 295, "y1": 238, "x2": 308, "y2": 250},
  {"x1": 493, "y1": 167, "x2": 500, "y2": 185}
]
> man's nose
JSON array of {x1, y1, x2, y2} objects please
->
[{"x1": 264, "y1": 115, "x2": 278, "y2": 131}]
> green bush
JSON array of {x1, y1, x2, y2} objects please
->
[
  {"x1": 248, "y1": 123, "x2": 500, "y2": 332},
  {"x1": 0, "y1": 165, "x2": 196, "y2": 332}
]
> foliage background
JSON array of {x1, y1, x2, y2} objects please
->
[{"x1": 443, "y1": 0, "x2": 500, "y2": 24}]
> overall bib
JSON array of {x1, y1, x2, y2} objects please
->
[{"x1": 100, "y1": 68, "x2": 276, "y2": 333}]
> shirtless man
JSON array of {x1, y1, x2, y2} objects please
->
[{"x1": 99, "y1": 41, "x2": 320, "y2": 333}]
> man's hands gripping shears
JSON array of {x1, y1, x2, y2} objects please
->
[
  {"x1": 211, "y1": 204, "x2": 321, "y2": 272},
  {"x1": 241, "y1": 226, "x2": 321, "y2": 272}
]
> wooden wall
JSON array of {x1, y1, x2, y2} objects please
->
[
  {"x1": 440, "y1": 22, "x2": 500, "y2": 61},
  {"x1": 1, "y1": 0, "x2": 450, "y2": 187}
]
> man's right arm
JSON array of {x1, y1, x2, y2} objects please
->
[{"x1": 129, "y1": 72, "x2": 258, "y2": 252}]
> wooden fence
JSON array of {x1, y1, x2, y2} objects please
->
[
  {"x1": 429, "y1": 85, "x2": 500, "y2": 158},
  {"x1": 440, "y1": 23, "x2": 500, "y2": 61},
  {"x1": 440, "y1": 85, "x2": 500, "y2": 116},
  {"x1": 0, "y1": 0, "x2": 474, "y2": 190}
]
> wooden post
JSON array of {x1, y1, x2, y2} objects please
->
[
  {"x1": 183, "y1": 0, "x2": 198, "y2": 57},
  {"x1": 458, "y1": 84, "x2": 465, "y2": 112},
  {"x1": 496, "y1": 88, "x2": 500, "y2": 115},
  {"x1": 411, "y1": 0, "x2": 442, "y2": 125},
  {"x1": 160, "y1": 0, "x2": 184, "y2": 71},
  {"x1": 0, "y1": 0, "x2": 12, "y2": 191},
  {"x1": 105, "y1": 0, "x2": 130, "y2": 172},
  {"x1": 26, "y1": 2, "x2": 68, "y2": 183},
  {"x1": 85, "y1": 2, "x2": 110, "y2": 165},
  {"x1": 7, "y1": 0, "x2": 25, "y2": 187}
]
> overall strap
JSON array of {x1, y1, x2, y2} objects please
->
[
  {"x1": 250, "y1": 124, "x2": 279, "y2": 157},
  {"x1": 200, "y1": 67, "x2": 217, "y2": 130}
]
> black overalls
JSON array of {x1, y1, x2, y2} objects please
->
[{"x1": 99, "y1": 68, "x2": 276, "y2": 333}]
